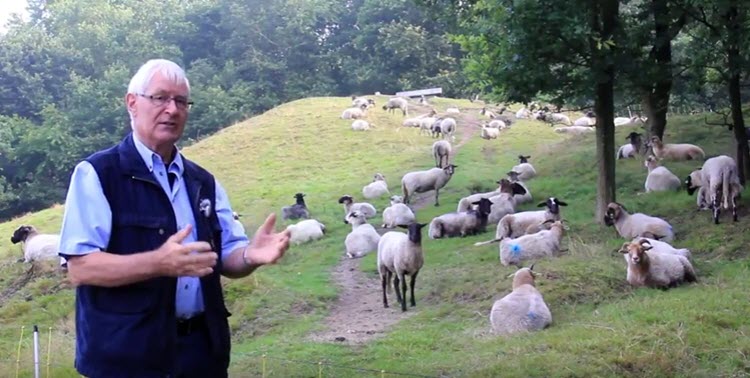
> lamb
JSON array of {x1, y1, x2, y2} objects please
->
[
  {"x1": 628, "y1": 237, "x2": 691, "y2": 260},
  {"x1": 351, "y1": 120, "x2": 373, "y2": 131},
  {"x1": 553, "y1": 126, "x2": 595, "y2": 134},
  {"x1": 281, "y1": 193, "x2": 310, "y2": 220},
  {"x1": 603, "y1": 202, "x2": 674, "y2": 242},
  {"x1": 616, "y1": 132, "x2": 643, "y2": 159},
  {"x1": 362, "y1": 173, "x2": 390, "y2": 199},
  {"x1": 489, "y1": 265, "x2": 552, "y2": 335},
  {"x1": 685, "y1": 155, "x2": 744, "y2": 224},
  {"x1": 285, "y1": 219, "x2": 326, "y2": 245},
  {"x1": 486, "y1": 179, "x2": 528, "y2": 224},
  {"x1": 341, "y1": 104, "x2": 368, "y2": 119},
  {"x1": 401, "y1": 164, "x2": 457, "y2": 206},
  {"x1": 338, "y1": 195, "x2": 377, "y2": 219},
  {"x1": 647, "y1": 136, "x2": 705, "y2": 161},
  {"x1": 432, "y1": 140, "x2": 452, "y2": 168},
  {"x1": 377, "y1": 222, "x2": 428, "y2": 311},
  {"x1": 644, "y1": 155, "x2": 682, "y2": 192},
  {"x1": 381, "y1": 195, "x2": 416, "y2": 228},
  {"x1": 499, "y1": 220, "x2": 565, "y2": 266},
  {"x1": 480, "y1": 125, "x2": 500, "y2": 140},
  {"x1": 428, "y1": 198, "x2": 493, "y2": 239},
  {"x1": 619, "y1": 239, "x2": 697, "y2": 289},
  {"x1": 506, "y1": 171, "x2": 533, "y2": 205},
  {"x1": 10, "y1": 225, "x2": 61, "y2": 263},
  {"x1": 512, "y1": 155, "x2": 537, "y2": 181},
  {"x1": 382, "y1": 97, "x2": 409, "y2": 116},
  {"x1": 344, "y1": 211, "x2": 382, "y2": 259},
  {"x1": 474, "y1": 197, "x2": 567, "y2": 245}
]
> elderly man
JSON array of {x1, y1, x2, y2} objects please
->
[{"x1": 59, "y1": 59, "x2": 290, "y2": 378}]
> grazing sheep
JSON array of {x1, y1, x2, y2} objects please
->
[
  {"x1": 432, "y1": 140, "x2": 452, "y2": 168},
  {"x1": 401, "y1": 164, "x2": 457, "y2": 206},
  {"x1": 553, "y1": 126, "x2": 595, "y2": 134},
  {"x1": 428, "y1": 198, "x2": 493, "y2": 239},
  {"x1": 603, "y1": 202, "x2": 674, "y2": 242},
  {"x1": 351, "y1": 120, "x2": 373, "y2": 131},
  {"x1": 10, "y1": 225, "x2": 61, "y2": 263},
  {"x1": 487, "y1": 179, "x2": 528, "y2": 224},
  {"x1": 281, "y1": 193, "x2": 310, "y2": 220},
  {"x1": 480, "y1": 125, "x2": 500, "y2": 140},
  {"x1": 362, "y1": 173, "x2": 390, "y2": 199},
  {"x1": 515, "y1": 107, "x2": 531, "y2": 119},
  {"x1": 382, "y1": 97, "x2": 409, "y2": 116},
  {"x1": 499, "y1": 220, "x2": 565, "y2": 266},
  {"x1": 506, "y1": 171, "x2": 533, "y2": 205},
  {"x1": 616, "y1": 132, "x2": 643, "y2": 159},
  {"x1": 619, "y1": 239, "x2": 697, "y2": 289},
  {"x1": 475, "y1": 198, "x2": 568, "y2": 245},
  {"x1": 344, "y1": 211, "x2": 382, "y2": 259},
  {"x1": 489, "y1": 265, "x2": 552, "y2": 335},
  {"x1": 286, "y1": 219, "x2": 326, "y2": 245},
  {"x1": 685, "y1": 155, "x2": 744, "y2": 224},
  {"x1": 377, "y1": 223, "x2": 428, "y2": 311},
  {"x1": 628, "y1": 237, "x2": 691, "y2": 260},
  {"x1": 644, "y1": 155, "x2": 682, "y2": 192},
  {"x1": 647, "y1": 136, "x2": 705, "y2": 161},
  {"x1": 338, "y1": 195, "x2": 377, "y2": 219},
  {"x1": 341, "y1": 104, "x2": 368, "y2": 119},
  {"x1": 512, "y1": 155, "x2": 537, "y2": 181},
  {"x1": 382, "y1": 195, "x2": 416, "y2": 228}
]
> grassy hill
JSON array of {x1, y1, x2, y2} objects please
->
[{"x1": 0, "y1": 95, "x2": 749, "y2": 377}]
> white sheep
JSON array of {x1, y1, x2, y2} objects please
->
[
  {"x1": 10, "y1": 225, "x2": 61, "y2": 263},
  {"x1": 362, "y1": 173, "x2": 390, "y2": 199},
  {"x1": 446, "y1": 107, "x2": 461, "y2": 114},
  {"x1": 435, "y1": 117, "x2": 457, "y2": 140},
  {"x1": 476, "y1": 198, "x2": 567, "y2": 244},
  {"x1": 403, "y1": 109, "x2": 438, "y2": 127},
  {"x1": 382, "y1": 195, "x2": 416, "y2": 228},
  {"x1": 619, "y1": 239, "x2": 697, "y2": 289},
  {"x1": 515, "y1": 107, "x2": 531, "y2": 119},
  {"x1": 377, "y1": 223, "x2": 428, "y2": 311},
  {"x1": 485, "y1": 119, "x2": 508, "y2": 129},
  {"x1": 499, "y1": 220, "x2": 565, "y2": 266},
  {"x1": 480, "y1": 125, "x2": 500, "y2": 140},
  {"x1": 432, "y1": 140, "x2": 452, "y2": 168},
  {"x1": 647, "y1": 136, "x2": 705, "y2": 161},
  {"x1": 553, "y1": 126, "x2": 595, "y2": 135},
  {"x1": 344, "y1": 211, "x2": 382, "y2": 259},
  {"x1": 484, "y1": 179, "x2": 529, "y2": 225},
  {"x1": 401, "y1": 164, "x2": 457, "y2": 206},
  {"x1": 573, "y1": 113, "x2": 596, "y2": 126},
  {"x1": 341, "y1": 105, "x2": 367, "y2": 120},
  {"x1": 418, "y1": 117, "x2": 439, "y2": 136},
  {"x1": 489, "y1": 265, "x2": 552, "y2": 335},
  {"x1": 536, "y1": 111, "x2": 572, "y2": 125},
  {"x1": 338, "y1": 195, "x2": 377, "y2": 219},
  {"x1": 285, "y1": 219, "x2": 326, "y2": 245},
  {"x1": 603, "y1": 202, "x2": 674, "y2": 242},
  {"x1": 480, "y1": 107, "x2": 498, "y2": 119},
  {"x1": 351, "y1": 96, "x2": 375, "y2": 108},
  {"x1": 382, "y1": 97, "x2": 409, "y2": 116},
  {"x1": 685, "y1": 155, "x2": 744, "y2": 224},
  {"x1": 351, "y1": 120, "x2": 373, "y2": 131},
  {"x1": 428, "y1": 198, "x2": 493, "y2": 239},
  {"x1": 616, "y1": 132, "x2": 643, "y2": 159},
  {"x1": 628, "y1": 237, "x2": 691, "y2": 260},
  {"x1": 512, "y1": 155, "x2": 536, "y2": 181},
  {"x1": 614, "y1": 116, "x2": 647, "y2": 127},
  {"x1": 644, "y1": 155, "x2": 681, "y2": 192}
]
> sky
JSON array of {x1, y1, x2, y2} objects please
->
[{"x1": 0, "y1": 0, "x2": 29, "y2": 33}]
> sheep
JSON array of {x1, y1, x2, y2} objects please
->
[
  {"x1": 401, "y1": 164, "x2": 457, "y2": 206},
  {"x1": 351, "y1": 120, "x2": 373, "y2": 131},
  {"x1": 573, "y1": 111, "x2": 596, "y2": 126},
  {"x1": 474, "y1": 197, "x2": 568, "y2": 245},
  {"x1": 456, "y1": 181, "x2": 503, "y2": 213},
  {"x1": 512, "y1": 155, "x2": 536, "y2": 181},
  {"x1": 338, "y1": 195, "x2": 377, "y2": 219},
  {"x1": 434, "y1": 117, "x2": 456, "y2": 140},
  {"x1": 644, "y1": 155, "x2": 682, "y2": 192},
  {"x1": 505, "y1": 171, "x2": 533, "y2": 205},
  {"x1": 432, "y1": 140, "x2": 452, "y2": 168},
  {"x1": 428, "y1": 198, "x2": 493, "y2": 239},
  {"x1": 619, "y1": 239, "x2": 697, "y2": 289},
  {"x1": 285, "y1": 219, "x2": 326, "y2": 245},
  {"x1": 403, "y1": 109, "x2": 438, "y2": 127},
  {"x1": 553, "y1": 126, "x2": 595, "y2": 135},
  {"x1": 382, "y1": 97, "x2": 409, "y2": 116},
  {"x1": 377, "y1": 222, "x2": 428, "y2": 311},
  {"x1": 647, "y1": 136, "x2": 705, "y2": 161},
  {"x1": 362, "y1": 173, "x2": 390, "y2": 199},
  {"x1": 489, "y1": 265, "x2": 552, "y2": 335},
  {"x1": 352, "y1": 96, "x2": 375, "y2": 108},
  {"x1": 10, "y1": 225, "x2": 61, "y2": 263},
  {"x1": 515, "y1": 107, "x2": 531, "y2": 119},
  {"x1": 341, "y1": 104, "x2": 368, "y2": 119},
  {"x1": 481, "y1": 107, "x2": 498, "y2": 119},
  {"x1": 382, "y1": 195, "x2": 416, "y2": 228},
  {"x1": 281, "y1": 193, "x2": 310, "y2": 220},
  {"x1": 499, "y1": 220, "x2": 565, "y2": 266},
  {"x1": 446, "y1": 107, "x2": 461, "y2": 114},
  {"x1": 685, "y1": 155, "x2": 744, "y2": 224},
  {"x1": 616, "y1": 132, "x2": 643, "y2": 159},
  {"x1": 480, "y1": 125, "x2": 500, "y2": 140},
  {"x1": 614, "y1": 115, "x2": 647, "y2": 127},
  {"x1": 344, "y1": 211, "x2": 382, "y2": 259},
  {"x1": 486, "y1": 179, "x2": 528, "y2": 224},
  {"x1": 485, "y1": 119, "x2": 508, "y2": 129},
  {"x1": 628, "y1": 237, "x2": 691, "y2": 260},
  {"x1": 536, "y1": 111, "x2": 572, "y2": 126},
  {"x1": 419, "y1": 117, "x2": 439, "y2": 136},
  {"x1": 603, "y1": 202, "x2": 674, "y2": 242}
]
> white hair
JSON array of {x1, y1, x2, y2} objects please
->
[{"x1": 127, "y1": 59, "x2": 191, "y2": 125}]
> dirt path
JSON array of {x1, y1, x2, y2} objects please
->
[{"x1": 308, "y1": 108, "x2": 485, "y2": 345}]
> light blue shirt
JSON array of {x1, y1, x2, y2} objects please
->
[{"x1": 59, "y1": 133, "x2": 249, "y2": 319}]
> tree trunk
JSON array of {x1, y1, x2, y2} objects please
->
[{"x1": 725, "y1": 3, "x2": 750, "y2": 184}]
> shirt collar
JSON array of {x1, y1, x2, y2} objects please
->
[{"x1": 131, "y1": 133, "x2": 184, "y2": 177}]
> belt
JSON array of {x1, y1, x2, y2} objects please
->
[{"x1": 176, "y1": 313, "x2": 207, "y2": 336}]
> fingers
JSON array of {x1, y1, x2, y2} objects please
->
[
  {"x1": 168, "y1": 224, "x2": 193, "y2": 243},
  {"x1": 256, "y1": 213, "x2": 277, "y2": 235},
  {"x1": 181, "y1": 241, "x2": 213, "y2": 253}
]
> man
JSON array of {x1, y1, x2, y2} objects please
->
[{"x1": 59, "y1": 58, "x2": 291, "y2": 378}]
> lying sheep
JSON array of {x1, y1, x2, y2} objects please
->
[
  {"x1": 619, "y1": 239, "x2": 697, "y2": 289},
  {"x1": 362, "y1": 173, "x2": 390, "y2": 199},
  {"x1": 344, "y1": 211, "x2": 382, "y2": 259},
  {"x1": 485, "y1": 119, "x2": 508, "y2": 129},
  {"x1": 432, "y1": 140, "x2": 452, "y2": 168},
  {"x1": 603, "y1": 202, "x2": 674, "y2": 242},
  {"x1": 616, "y1": 132, "x2": 643, "y2": 159},
  {"x1": 536, "y1": 111, "x2": 572, "y2": 126},
  {"x1": 428, "y1": 198, "x2": 492, "y2": 239},
  {"x1": 614, "y1": 115, "x2": 647, "y2": 127},
  {"x1": 382, "y1": 195, "x2": 416, "y2": 228},
  {"x1": 512, "y1": 155, "x2": 536, "y2": 181},
  {"x1": 487, "y1": 179, "x2": 528, "y2": 224},
  {"x1": 377, "y1": 223, "x2": 428, "y2": 311},
  {"x1": 647, "y1": 136, "x2": 705, "y2": 161},
  {"x1": 554, "y1": 126, "x2": 595, "y2": 135},
  {"x1": 515, "y1": 107, "x2": 531, "y2": 119},
  {"x1": 338, "y1": 195, "x2": 377, "y2": 219},
  {"x1": 382, "y1": 97, "x2": 409, "y2": 116},
  {"x1": 10, "y1": 225, "x2": 61, "y2": 263},
  {"x1": 685, "y1": 155, "x2": 744, "y2": 224},
  {"x1": 506, "y1": 171, "x2": 533, "y2": 205},
  {"x1": 286, "y1": 219, "x2": 326, "y2": 245},
  {"x1": 489, "y1": 265, "x2": 552, "y2": 335},
  {"x1": 480, "y1": 125, "x2": 500, "y2": 140},
  {"x1": 499, "y1": 220, "x2": 565, "y2": 266},
  {"x1": 403, "y1": 109, "x2": 438, "y2": 127},
  {"x1": 481, "y1": 107, "x2": 498, "y2": 119},
  {"x1": 446, "y1": 107, "x2": 461, "y2": 114},
  {"x1": 573, "y1": 112, "x2": 596, "y2": 126},
  {"x1": 644, "y1": 155, "x2": 681, "y2": 192},
  {"x1": 628, "y1": 237, "x2": 691, "y2": 260},
  {"x1": 281, "y1": 193, "x2": 310, "y2": 220},
  {"x1": 351, "y1": 120, "x2": 373, "y2": 131},
  {"x1": 475, "y1": 197, "x2": 567, "y2": 245},
  {"x1": 341, "y1": 104, "x2": 368, "y2": 119},
  {"x1": 401, "y1": 164, "x2": 457, "y2": 206},
  {"x1": 352, "y1": 96, "x2": 375, "y2": 108}
]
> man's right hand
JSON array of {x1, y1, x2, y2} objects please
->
[{"x1": 155, "y1": 224, "x2": 217, "y2": 277}]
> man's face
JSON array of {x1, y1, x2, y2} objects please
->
[{"x1": 126, "y1": 71, "x2": 190, "y2": 149}]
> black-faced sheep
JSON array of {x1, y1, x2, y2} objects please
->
[
  {"x1": 377, "y1": 223, "x2": 427, "y2": 312},
  {"x1": 428, "y1": 198, "x2": 492, "y2": 239},
  {"x1": 11, "y1": 225, "x2": 61, "y2": 263},
  {"x1": 281, "y1": 193, "x2": 310, "y2": 220},
  {"x1": 338, "y1": 195, "x2": 377, "y2": 219},
  {"x1": 616, "y1": 132, "x2": 643, "y2": 159}
]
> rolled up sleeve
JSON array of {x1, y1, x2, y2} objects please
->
[{"x1": 214, "y1": 179, "x2": 250, "y2": 261}]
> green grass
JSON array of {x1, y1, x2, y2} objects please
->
[{"x1": 1, "y1": 97, "x2": 749, "y2": 377}]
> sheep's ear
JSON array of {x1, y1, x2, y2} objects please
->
[
  {"x1": 536, "y1": 201, "x2": 547, "y2": 207},
  {"x1": 618, "y1": 242, "x2": 631, "y2": 254},
  {"x1": 529, "y1": 263, "x2": 535, "y2": 271},
  {"x1": 512, "y1": 183, "x2": 527, "y2": 196},
  {"x1": 557, "y1": 200, "x2": 568, "y2": 206}
]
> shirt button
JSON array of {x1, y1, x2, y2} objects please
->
[
  {"x1": 158, "y1": 229, "x2": 165, "y2": 235},
  {"x1": 159, "y1": 172, "x2": 164, "y2": 176},
  {"x1": 184, "y1": 284, "x2": 189, "y2": 290}
]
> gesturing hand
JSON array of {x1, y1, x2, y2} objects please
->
[
  {"x1": 155, "y1": 224, "x2": 218, "y2": 277},
  {"x1": 244, "y1": 213, "x2": 291, "y2": 266}
]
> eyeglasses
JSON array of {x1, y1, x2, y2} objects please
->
[{"x1": 137, "y1": 93, "x2": 193, "y2": 110}]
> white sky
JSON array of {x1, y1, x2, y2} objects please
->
[{"x1": 0, "y1": 0, "x2": 29, "y2": 33}]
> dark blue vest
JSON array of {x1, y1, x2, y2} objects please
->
[{"x1": 73, "y1": 134, "x2": 231, "y2": 377}]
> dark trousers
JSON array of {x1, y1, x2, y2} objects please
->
[{"x1": 175, "y1": 320, "x2": 228, "y2": 378}]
